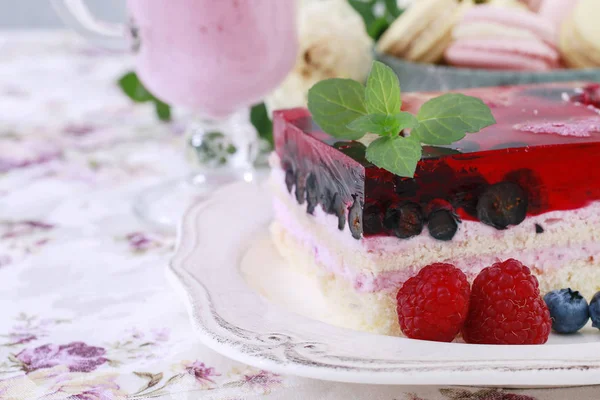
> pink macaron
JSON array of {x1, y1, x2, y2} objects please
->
[
  {"x1": 461, "y1": 6, "x2": 557, "y2": 45},
  {"x1": 445, "y1": 6, "x2": 559, "y2": 71},
  {"x1": 446, "y1": 39, "x2": 559, "y2": 70}
]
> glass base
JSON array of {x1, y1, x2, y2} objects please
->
[
  {"x1": 133, "y1": 107, "x2": 270, "y2": 232},
  {"x1": 133, "y1": 169, "x2": 256, "y2": 232}
]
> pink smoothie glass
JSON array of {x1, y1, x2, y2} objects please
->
[{"x1": 51, "y1": 0, "x2": 298, "y2": 229}]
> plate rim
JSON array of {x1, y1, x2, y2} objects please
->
[{"x1": 168, "y1": 182, "x2": 600, "y2": 386}]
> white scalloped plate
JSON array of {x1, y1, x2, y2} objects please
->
[{"x1": 168, "y1": 181, "x2": 600, "y2": 387}]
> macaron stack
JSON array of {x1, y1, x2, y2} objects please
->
[
  {"x1": 376, "y1": 0, "x2": 474, "y2": 64},
  {"x1": 378, "y1": 0, "x2": 598, "y2": 71},
  {"x1": 446, "y1": 4, "x2": 560, "y2": 70},
  {"x1": 560, "y1": 0, "x2": 600, "y2": 69}
]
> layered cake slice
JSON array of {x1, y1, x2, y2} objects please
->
[{"x1": 270, "y1": 81, "x2": 600, "y2": 336}]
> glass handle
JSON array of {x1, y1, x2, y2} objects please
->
[{"x1": 50, "y1": 0, "x2": 129, "y2": 51}]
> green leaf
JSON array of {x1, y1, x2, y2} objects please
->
[
  {"x1": 154, "y1": 101, "x2": 171, "y2": 122},
  {"x1": 250, "y1": 102, "x2": 273, "y2": 148},
  {"x1": 118, "y1": 72, "x2": 153, "y2": 103},
  {"x1": 348, "y1": 0, "x2": 404, "y2": 40},
  {"x1": 365, "y1": 61, "x2": 401, "y2": 115},
  {"x1": 412, "y1": 93, "x2": 496, "y2": 145},
  {"x1": 308, "y1": 78, "x2": 367, "y2": 139},
  {"x1": 394, "y1": 111, "x2": 419, "y2": 130},
  {"x1": 118, "y1": 71, "x2": 173, "y2": 122},
  {"x1": 365, "y1": 136, "x2": 422, "y2": 177},
  {"x1": 348, "y1": 113, "x2": 399, "y2": 136},
  {"x1": 348, "y1": 0, "x2": 377, "y2": 29},
  {"x1": 384, "y1": 0, "x2": 403, "y2": 18},
  {"x1": 368, "y1": 17, "x2": 391, "y2": 41}
]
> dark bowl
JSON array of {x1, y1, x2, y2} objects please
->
[{"x1": 377, "y1": 53, "x2": 600, "y2": 92}]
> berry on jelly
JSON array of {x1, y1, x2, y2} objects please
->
[
  {"x1": 384, "y1": 202, "x2": 423, "y2": 239},
  {"x1": 348, "y1": 196, "x2": 362, "y2": 239},
  {"x1": 428, "y1": 209, "x2": 459, "y2": 241},
  {"x1": 543, "y1": 289, "x2": 589, "y2": 334},
  {"x1": 295, "y1": 174, "x2": 306, "y2": 205},
  {"x1": 306, "y1": 173, "x2": 319, "y2": 215},
  {"x1": 284, "y1": 166, "x2": 295, "y2": 194},
  {"x1": 476, "y1": 182, "x2": 528, "y2": 230},
  {"x1": 363, "y1": 203, "x2": 383, "y2": 235},
  {"x1": 320, "y1": 186, "x2": 335, "y2": 214},
  {"x1": 332, "y1": 193, "x2": 346, "y2": 231}
]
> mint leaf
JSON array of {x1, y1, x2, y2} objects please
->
[
  {"x1": 118, "y1": 72, "x2": 153, "y2": 102},
  {"x1": 366, "y1": 136, "x2": 422, "y2": 177},
  {"x1": 412, "y1": 93, "x2": 496, "y2": 145},
  {"x1": 365, "y1": 61, "x2": 401, "y2": 115},
  {"x1": 348, "y1": 113, "x2": 399, "y2": 136},
  {"x1": 154, "y1": 101, "x2": 171, "y2": 122},
  {"x1": 308, "y1": 78, "x2": 367, "y2": 139},
  {"x1": 394, "y1": 111, "x2": 419, "y2": 130},
  {"x1": 118, "y1": 71, "x2": 172, "y2": 122},
  {"x1": 250, "y1": 102, "x2": 273, "y2": 148}
]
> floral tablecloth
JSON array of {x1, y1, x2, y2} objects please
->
[{"x1": 1, "y1": 31, "x2": 599, "y2": 400}]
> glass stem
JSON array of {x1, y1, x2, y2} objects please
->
[{"x1": 186, "y1": 108, "x2": 259, "y2": 177}]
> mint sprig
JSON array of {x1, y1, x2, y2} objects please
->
[{"x1": 307, "y1": 61, "x2": 496, "y2": 177}]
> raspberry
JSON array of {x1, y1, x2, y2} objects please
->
[
  {"x1": 396, "y1": 263, "x2": 470, "y2": 342},
  {"x1": 462, "y1": 259, "x2": 551, "y2": 345}
]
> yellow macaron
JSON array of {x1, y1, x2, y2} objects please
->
[
  {"x1": 377, "y1": 0, "x2": 474, "y2": 63},
  {"x1": 559, "y1": 0, "x2": 600, "y2": 68}
]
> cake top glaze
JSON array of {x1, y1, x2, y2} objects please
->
[{"x1": 287, "y1": 81, "x2": 600, "y2": 161}]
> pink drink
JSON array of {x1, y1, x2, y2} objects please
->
[{"x1": 127, "y1": 0, "x2": 298, "y2": 118}]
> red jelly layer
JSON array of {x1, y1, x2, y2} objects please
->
[{"x1": 273, "y1": 82, "x2": 600, "y2": 239}]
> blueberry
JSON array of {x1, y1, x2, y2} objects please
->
[
  {"x1": 320, "y1": 186, "x2": 335, "y2": 214},
  {"x1": 295, "y1": 174, "x2": 306, "y2": 205},
  {"x1": 332, "y1": 193, "x2": 346, "y2": 231},
  {"x1": 476, "y1": 182, "x2": 528, "y2": 230},
  {"x1": 284, "y1": 166, "x2": 295, "y2": 193},
  {"x1": 543, "y1": 289, "x2": 589, "y2": 334},
  {"x1": 348, "y1": 196, "x2": 362, "y2": 239},
  {"x1": 535, "y1": 223, "x2": 544, "y2": 234},
  {"x1": 384, "y1": 202, "x2": 423, "y2": 239},
  {"x1": 395, "y1": 179, "x2": 419, "y2": 197},
  {"x1": 590, "y1": 291, "x2": 600, "y2": 330},
  {"x1": 305, "y1": 173, "x2": 319, "y2": 215},
  {"x1": 452, "y1": 175, "x2": 488, "y2": 218},
  {"x1": 428, "y1": 209, "x2": 459, "y2": 241},
  {"x1": 363, "y1": 203, "x2": 383, "y2": 235}
]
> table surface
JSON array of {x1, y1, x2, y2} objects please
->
[{"x1": 1, "y1": 31, "x2": 599, "y2": 400}]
